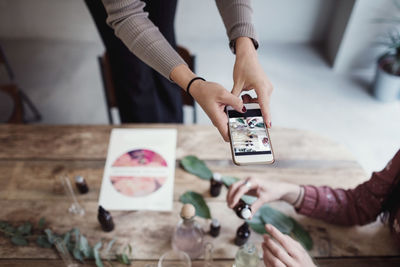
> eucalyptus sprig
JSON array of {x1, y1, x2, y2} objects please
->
[
  {"x1": 180, "y1": 155, "x2": 313, "y2": 251},
  {"x1": 0, "y1": 218, "x2": 132, "y2": 266}
]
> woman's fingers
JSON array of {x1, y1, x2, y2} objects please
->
[
  {"x1": 265, "y1": 224, "x2": 300, "y2": 255},
  {"x1": 254, "y1": 86, "x2": 272, "y2": 128},
  {"x1": 262, "y1": 242, "x2": 286, "y2": 267},
  {"x1": 230, "y1": 179, "x2": 258, "y2": 208},
  {"x1": 227, "y1": 178, "x2": 256, "y2": 208},
  {"x1": 263, "y1": 235, "x2": 295, "y2": 266},
  {"x1": 219, "y1": 91, "x2": 244, "y2": 113}
]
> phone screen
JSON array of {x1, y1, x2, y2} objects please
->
[{"x1": 228, "y1": 109, "x2": 272, "y2": 156}]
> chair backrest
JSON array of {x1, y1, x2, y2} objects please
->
[{"x1": 99, "y1": 46, "x2": 196, "y2": 124}]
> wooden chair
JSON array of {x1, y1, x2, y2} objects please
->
[
  {"x1": 0, "y1": 44, "x2": 41, "y2": 123},
  {"x1": 98, "y1": 46, "x2": 196, "y2": 124}
]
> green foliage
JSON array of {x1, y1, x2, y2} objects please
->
[
  {"x1": 180, "y1": 156, "x2": 213, "y2": 180},
  {"x1": 180, "y1": 157, "x2": 314, "y2": 251},
  {"x1": 247, "y1": 205, "x2": 313, "y2": 250},
  {"x1": 0, "y1": 219, "x2": 132, "y2": 266},
  {"x1": 179, "y1": 191, "x2": 212, "y2": 219}
]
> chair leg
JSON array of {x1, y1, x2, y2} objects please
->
[{"x1": 19, "y1": 90, "x2": 42, "y2": 123}]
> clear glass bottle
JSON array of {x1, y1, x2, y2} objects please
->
[
  {"x1": 172, "y1": 203, "x2": 204, "y2": 259},
  {"x1": 234, "y1": 243, "x2": 260, "y2": 267}
]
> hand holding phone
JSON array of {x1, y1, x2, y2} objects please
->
[{"x1": 227, "y1": 103, "x2": 274, "y2": 165}]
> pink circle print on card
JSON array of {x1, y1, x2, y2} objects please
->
[{"x1": 110, "y1": 149, "x2": 168, "y2": 197}]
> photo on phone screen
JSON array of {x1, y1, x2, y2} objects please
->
[{"x1": 228, "y1": 109, "x2": 272, "y2": 156}]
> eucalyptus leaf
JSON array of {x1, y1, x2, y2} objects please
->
[
  {"x1": 38, "y1": 217, "x2": 46, "y2": 229},
  {"x1": 179, "y1": 191, "x2": 211, "y2": 219},
  {"x1": 44, "y1": 229, "x2": 55, "y2": 244},
  {"x1": 105, "y1": 239, "x2": 116, "y2": 255},
  {"x1": 4, "y1": 226, "x2": 15, "y2": 237},
  {"x1": 37, "y1": 235, "x2": 52, "y2": 248},
  {"x1": 79, "y1": 235, "x2": 91, "y2": 258},
  {"x1": 17, "y1": 222, "x2": 32, "y2": 235},
  {"x1": 11, "y1": 235, "x2": 28, "y2": 246},
  {"x1": 259, "y1": 205, "x2": 294, "y2": 234},
  {"x1": 63, "y1": 232, "x2": 71, "y2": 247},
  {"x1": 0, "y1": 221, "x2": 9, "y2": 229},
  {"x1": 73, "y1": 247, "x2": 84, "y2": 262},
  {"x1": 93, "y1": 242, "x2": 104, "y2": 267},
  {"x1": 221, "y1": 176, "x2": 239, "y2": 188},
  {"x1": 255, "y1": 122, "x2": 265, "y2": 128},
  {"x1": 180, "y1": 156, "x2": 212, "y2": 180},
  {"x1": 247, "y1": 222, "x2": 267, "y2": 234},
  {"x1": 116, "y1": 254, "x2": 131, "y2": 265},
  {"x1": 289, "y1": 218, "x2": 313, "y2": 251}
]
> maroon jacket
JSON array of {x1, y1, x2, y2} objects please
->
[{"x1": 297, "y1": 149, "x2": 400, "y2": 248}]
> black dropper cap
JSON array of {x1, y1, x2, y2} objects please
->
[
  {"x1": 209, "y1": 218, "x2": 221, "y2": 237},
  {"x1": 234, "y1": 222, "x2": 250, "y2": 246},
  {"x1": 75, "y1": 176, "x2": 89, "y2": 194},
  {"x1": 98, "y1": 205, "x2": 114, "y2": 232}
]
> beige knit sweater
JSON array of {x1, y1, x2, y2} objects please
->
[{"x1": 101, "y1": 0, "x2": 258, "y2": 79}]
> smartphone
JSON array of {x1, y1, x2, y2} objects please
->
[{"x1": 226, "y1": 103, "x2": 275, "y2": 165}]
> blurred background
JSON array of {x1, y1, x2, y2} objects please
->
[{"x1": 0, "y1": 0, "x2": 399, "y2": 175}]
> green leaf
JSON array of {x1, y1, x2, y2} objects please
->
[
  {"x1": 221, "y1": 176, "x2": 257, "y2": 204},
  {"x1": 73, "y1": 248, "x2": 84, "y2": 262},
  {"x1": 180, "y1": 156, "x2": 213, "y2": 180},
  {"x1": 93, "y1": 242, "x2": 104, "y2": 267},
  {"x1": 289, "y1": 218, "x2": 313, "y2": 251},
  {"x1": 79, "y1": 235, "x2": 91, "y2": 258},
  {"x1": 105, "y1": 239, "x2": 116, "y2": 255},
  {"x1": 247, "y1": 222, "x2": 267, "y2": 234},
  {"x1": 237, "y1": 118, "x2": 245, "y2": 124},
  {"x1": 17, "y1": 222, "x2": 32, "y2": 235},
  {"x1": 38, "y1": 217, "x2": 46, "y2": 229},
  {"x1": 221, "y1": 176, "x2": 239, "y2": 188},
  {"x1": 179, "y1": 191, "x2": 211, "y2": 219},
  {"x1": 255, "y1": 122, "x2": 265, "y2": 128},
  {"x1": 36, "y1": 235, "x2": 52, "y2": 248},
  {"x1": 0, "y1": 221, "x2": 9, "y2": 229},
  {"x1": 259, "y1": 205, "x2": 294, "y2": 234},
  {"x1": 44, "y1": 229, "x2": 56, "y2": 244},
  {"x1": 11, "y1": 235, "x2": 28, "y2": 246},
  {"x1": 116, "y1": 254, "x2": 131, "y2": 265},
  {"x1": 4, "y1": 226, "x2": 15, "y2": 237}
]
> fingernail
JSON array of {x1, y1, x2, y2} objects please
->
[
  {"x1": 242, "y1": 106, "x2": 247, "y2": 113},
  {"x1": 269, "y1": 122, "x2": 272, "y2": 128}
]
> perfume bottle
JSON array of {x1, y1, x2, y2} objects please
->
[
  {"x1": 210, "y1": 172, "x2": 223, "y2": 197},
  {"x1": 209, "y1": 218, "x2": 220, "y2": 237},
  {"x1": 234, "y1": 243, "x2": 260, "y2": 267},
  {"x1": 98, "y1": 206, "x2": 114, "y2": 232},
  {"x1": 172, "y1": 204, "x2": 204, "y2": 259},
  {"x1": 234, "y1": 222, "x2": 250, "y2": 246},
  {"x1": 234, "y1": 199, "x2": 252, "y2": 220},
  {"x1": 75, "y1": 175, "x2": 89, "y2": 194}
]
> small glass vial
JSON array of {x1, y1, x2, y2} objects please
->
[
  {"x1": 209, "y1": 218, "x2": 221, "y2": 237},
  {"x1": 234, "y1": 222, "x2": 250, "y2": 246},
  {"x1": 98, "y1": 206, "x2": 114, "y2": 232},
  {"x1": 210, "y1": 172, "x2": 223, "y2": 197},
  {"x1": 172, "y1": 203, "x2": 204, "y2": 259},
  {"x1": 234, "y1": 199, "x2": 252, "y2": 220},
  {"x1": 234, "y1": 243, "x2": 260, "y2": 267},
  {"x1": 75, "y1": 175, "x2": 89, "y2": 194}
]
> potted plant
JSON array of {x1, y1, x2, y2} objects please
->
[{"x1": 373, "y1": 1, "x2": 400, "y2": 102}]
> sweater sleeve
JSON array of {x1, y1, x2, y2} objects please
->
[
  {"x1": 101, "y1": 0, "x2": 186, "y2": 80},
  {"x1": 215, "y1": 0, "x2": 258, "y2": 51},
  {"x1": 297, "y1": 149, "x2": 400, "y2": 226}
]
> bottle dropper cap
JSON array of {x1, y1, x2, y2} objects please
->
[
  {"x1": 181, "y1": 203, "x2": 196, "y2": 219},
  {"x1": 212, "y1": 172, "x2": 222, "y2": 181},
  {"x1": 75, "y1": 175, "x2": 84, "y2": 183},
  {"x1": 211, "y1": 218, "x2": 220, "y2": 227},
  {"x1": 241, "y1": 208, "x2": 252, "y2": 220}
]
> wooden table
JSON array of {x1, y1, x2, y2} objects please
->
[{"x1": 0, "y1": 124, "x2": 399, "y2": 267}]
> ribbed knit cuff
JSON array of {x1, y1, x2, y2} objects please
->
[{"x1": 296, "y1": 185, "x2": 319, "y2": 216}]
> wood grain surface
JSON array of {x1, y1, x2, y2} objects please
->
[{"x1": 0, "y1": 124, "x2": 398, "y2": 266}]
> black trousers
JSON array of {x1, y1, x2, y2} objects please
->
[{"x1": 84, "y1": 0, "x2": 183, "y2": 123}]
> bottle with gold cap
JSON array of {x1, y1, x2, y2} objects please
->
[{"x1": 172, "y1": 203, "x2": 205, "y2": 259}]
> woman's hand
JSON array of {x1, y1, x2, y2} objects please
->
[
  {"x1": 232, "y1": 37, "x2": 273, "y2": 127},
  {"x1": 226, "y1": 177, "x2": 301, "y2": 216},
  {"x1": 170, "y1": 64, "x2": 245, "y2": 142},
  {"x1": 263, "y1": 224, "x2": 316, "y2": 267},
  {"x1": 190, "y1": 80, "x2": 245, "y2": 142}
]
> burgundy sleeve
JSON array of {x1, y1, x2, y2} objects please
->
[{"x1": 297, "y1": 149, "x2": 400, "y2": 226}]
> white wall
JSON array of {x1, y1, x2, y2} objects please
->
[{"x1": 0, "y1": 0, "x2": 335, "y2": 43}]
